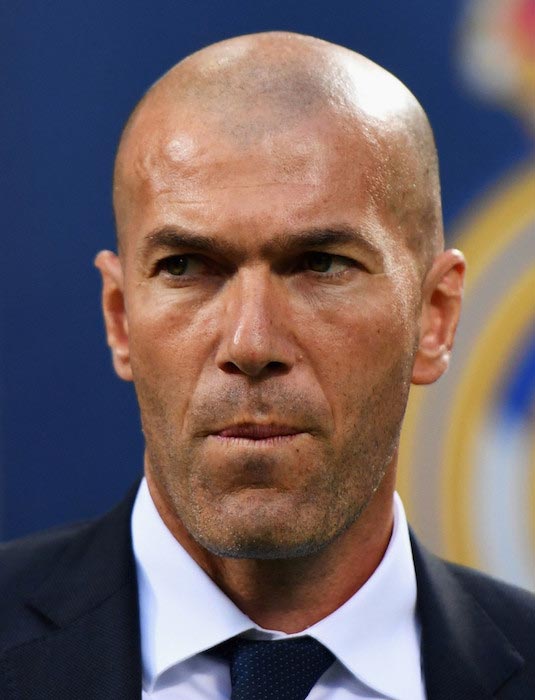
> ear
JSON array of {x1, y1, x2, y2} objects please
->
[
  {"x1": 412, "y1": 249, "x2": 466, "y2": 385},
  {"x1": 94, "y1": 250, "x2": 133, "y2": 382}
]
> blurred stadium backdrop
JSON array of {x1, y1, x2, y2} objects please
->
[{"x1": 2, "y1": 0, "x2": 534, "y2": 591}]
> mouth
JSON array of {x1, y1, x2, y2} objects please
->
[{"x1": 212, "y1": 423, "x2": 304, "y2": 442}]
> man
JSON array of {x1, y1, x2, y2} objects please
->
[{"x1": 1, "y1": 32, "x2": 533, "y2": 700}]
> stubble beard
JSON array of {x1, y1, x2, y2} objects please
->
[{"x1": 135, "y1": 353, "x2": 413, "y2": 561}]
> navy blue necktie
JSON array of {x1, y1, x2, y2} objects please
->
[{"x1": 215, "y1": 635, "x2": 335, "y2": 700}]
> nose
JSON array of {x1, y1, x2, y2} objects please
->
[{"x1": 215, "y1": 268, "x2": 296, "y2": 378}]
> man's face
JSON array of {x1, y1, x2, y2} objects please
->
[{"x1": 114, "y1": 108, "x2": 423, "y2": 558}]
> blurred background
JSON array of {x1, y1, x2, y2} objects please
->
[{"x1": 1, "y1": 0, "x2": 533, "y2": 590}]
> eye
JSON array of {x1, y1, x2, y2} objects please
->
[
  {"x1": 301, "y1": 252, "x2": 355, "y2": 274},
  {"x1": 158, "y1": 255, "x2": 203, "y2": 276}
]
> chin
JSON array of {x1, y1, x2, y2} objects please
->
[
  {"x1": 195, "y1": 529, "x2": 330, "y2": 560},
  {"x1": 188, "y1": 500, "x2": 345, "y2": 561}
]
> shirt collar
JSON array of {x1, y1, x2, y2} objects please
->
[
  {"x1": 131, "y1": 478, "x2": 253, "y2": 687},
  {"x1": 305, "y1": 491, "x2": 422, "y2": 699},
  {"x1": 132, "y1": 478, "x2": 421, "y2": 699}
]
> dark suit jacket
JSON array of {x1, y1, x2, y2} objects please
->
[{"x1": 1, "y1": 483, "x2": 534, "y2": 699}]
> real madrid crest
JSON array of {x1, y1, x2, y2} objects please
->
[{"x1": 398, "y1": 0, "x2": 535, "y2": 591}]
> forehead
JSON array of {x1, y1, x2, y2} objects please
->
[
  {"x1": 114, "y1": 103, "x2": 411, "y2": 257},
  {"x1": 136, "y1": 120, "x2": 338, "y2": 190}
]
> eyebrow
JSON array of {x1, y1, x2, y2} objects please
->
[
  {"x1": 267, "y1": 226, "x2": 381, "y2": 259},
  {"x1": 138, "y1": 224, "x2": 381, "y2": 264},
  {"x1": 138, "y1": 226, "x2": 239, "y2": 263}
]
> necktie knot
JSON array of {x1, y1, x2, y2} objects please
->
[{"x1": 215, "y1": 635, "x2": 335, "y2": 700}]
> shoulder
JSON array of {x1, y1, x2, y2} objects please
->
[
  {"x1": 0, "y1": 482, "x2": 139, "y2": 652},
  {"x1": 0, "y1": 519, "x2": 98, "y2": 650},
  {"x1": 411, "y1": 531, "x2": 535, "y2": 655},
  {"x1": 0, "y1": 480, "x2": 140, "y2": 597},
  {"x1": 411, "y1": 535, "x2": 535, "y2": 694},
  {"x1": 411, "y1": 531, "x2": 535, "y2": 626},
  {"x1": 0, "y1": 519, "x2": 94, "y2": 592},
  {"x1": 445, "y1": 559, "x2": 535, "y2": 640}
]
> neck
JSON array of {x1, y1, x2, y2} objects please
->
[{"x1": 147, "y1": 468, "x2": 395, "y2": 634}]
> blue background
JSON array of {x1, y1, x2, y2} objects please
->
[{"x1": 1, "y1": 0, "x2": 531, "y2": 539}]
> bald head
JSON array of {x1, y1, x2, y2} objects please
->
[{"x1": 113, "y1": 32, "x2": 443, "y2": 271}]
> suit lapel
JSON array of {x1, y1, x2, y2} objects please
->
[
  {"x1": 1, "y1": 483, "x2": 142, "y2": 699},
  {"x1": 411, "y1": 534, "x2": 524, "y2": 699}
]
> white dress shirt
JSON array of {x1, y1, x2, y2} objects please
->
[{"x1": 132, "y1": 478, "x2": 426, "y2": 699}]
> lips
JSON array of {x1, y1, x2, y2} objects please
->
[{"x1": 216, "y1": 423, "x2": 302, "y2": 440}]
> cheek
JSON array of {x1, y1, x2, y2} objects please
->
[
  {"x1": 310, "y1": 292, "x2": 413, "y2": 367},
  {"x1": 126, "y1": 306, "x2": 215, "y2": 449},
  {"x1": 126, "y1": 292, "x2": 216, "y2": 397},
  {"x1": 303, "y1": 293, "x2": 417, "y2": 417}
]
